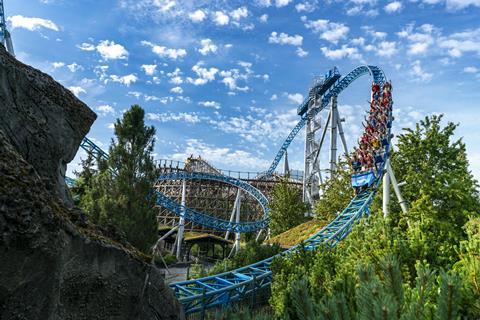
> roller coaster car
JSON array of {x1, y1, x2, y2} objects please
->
[
  {"x1": 351, "y1": 170, "x2": 377, "y2": 188},
  {"x1": 297, "y1": 67, "x2": 341, "y2": 115}
]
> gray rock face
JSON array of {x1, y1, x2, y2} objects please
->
[
  {"x1": 0, "y1": 45, "x2": 184, "y2": 319},
  {"x1": 0, "y1": 44, "x2": 95, "y2": 205}
]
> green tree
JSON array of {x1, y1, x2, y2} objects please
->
[
  {"x1": 314, "y1": 158, "x2": 353, "y2": 222},
  {"x1": 76, "y1": 105, "x2": 159, "y2": 253},
  {"x1": 267, "y1": 115, "x2": 480, "y2": 318},
  {"x1": 269, "y1": 175, "x2": 308, "y2": 236},
  {"x1": 390, "y1": 114, "x2": 480, "y2": 268},
  {"x1": 453, "y1": 217, "x2": 480, "y2": 318},
  {"x1": 207, "y1": 240, "x2": 284, "y2": 276},
  {"x1": 72, "y1": 151, "x2": 101, "y2": 222}
]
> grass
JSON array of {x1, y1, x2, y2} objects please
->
[{"x1": 265, "y1": 218, "x2": 328, "y2": 248}]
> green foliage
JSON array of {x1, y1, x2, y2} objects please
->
[
  {"x1": 213, "y1": 307, "x2": 272, "y2": 320},
  {"x1": 189, "y1": 263, "x2": 208, "y2": 279},
  {"x1": 453, "y1": 218, "x2": 480, "y2": 318},
  {"x1": 208, "y1": 240, "x2": 284, "y2": 275},
  {"x1": 73, "y1": 105, "x2": 159, "y2": 253},
  {"x1": 71, "y1": 151, "x2": 102, "y2": 222},
  {"x1": 154, "y1": 253, "x2": 177, "y2": 267},
  {"x1": 266, "y1": 115, "x2": 480, "y2": 319},
  {"x1": 314, "y1": 159, "x2": 353, "y2": 222},
  {"x1": 390, "y1": 114, "x2": 480, "y2": 269},
  {"x1": 269, "y1": 176, "x2": 309, "y2": 236},
  {"x1": 269, "y1": 253, "x2": 466, "y2": 320}
]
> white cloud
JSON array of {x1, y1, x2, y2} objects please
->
[
  {"x1": 376, "y1": 41, "x2": 398, "y2": 57},
  {"x1": 268, "y1": 31, "x2": 303, "y2": 46},
  {"x1": 351, "y1": 37, "x2": 365, "y2": 46},
  {"x1": 147, "y1": 112, "x2": 200, "y2": 124},
  {"x1": 362, "y1": 26, "x2": 387, "y2": 39},
  {"x1": 96, "y1": 104, "x2": 115, "y2": 116},
  {"x1": 384, "y1": 1, "x2": 403, "y2": 13},
  {"x1": 321, "y1": 45, "x2": 362, "y2": 60},
  {"x1": 270, "y1": 94, "x2": 278, "y2": 100},
  {"x1": 167, "y1": 68, "x2": 183, "y2": 84},
  {"x1": 109, "y1": 74, "x2": 138, "y2": 86},
  {"x1": 167, "y1": 139, "x2": 270, "y2": 171},
  {"x1": 77, "y1": 42, "x2": 96, "y2": 51},
  {"x1": 141, "y1": 40, "x2": 187, "y2": 60},
  {"x1": 230, "y1": 7, "x2": 248, "y2": 20},
  {"x1": 213, "y1": 11, "x2": 230, "y2": 25},
  {"x1": 189, "y1": 9, "x2": 207, "y2": 22},
  {"x1": 7, "y1": 15, "x2": 59, "y2": 31},
  {"x1": 302, "y1": 17, "x2": 349, "y2": 44},
  {"x1": 295, "y1": 1, "x2": 318, "y2": 12},
  {"x1": 209, "y1": 108, "x2": 299, "y2": 144},
  {"x1": 152, "y1": 0, "x2": 176, "y2": 12},
  {"x1": 68, "y1": 86, "x2": 86, "y2": 97},
  {"x1": 296, "y1": 47, "x2": 309, "y2": 57},
  {"x1": 464, "y1": 66, "x2": 480, "y2": 73},
  {"x1": 128, "y1": 91, "x2": 172, "y2": 103},
  {"x1": 52, "y1": 62, "x2": 65, "y2": 68},
  {"x1": 259, "y1": 14, "x2": 268, "y2": 23},
  {"x1": 199, "y1": 101, "x2": 221, "y2": 109},
  {"x1": 438, "y1": 28, "x2": 480, "y2": 57},
  {"x1": 409, "y1": 42, "x2": 429, "y2": 55},
  {"x1": 96, "y1": 40, "x2": 129, "y2": 60},
  {"x1": 141, "y1": 64, "x2": 157, "y2": 76},
  {"x1": 186, "y1": 62, "x2": 219, "y2": 86},
  {"x1": 397, "y1": 23, "x2": 436, "y2": 56},
  {"x1": 287, "y1": 93, "x2": 304, "y2": 104},
  {"x1": 170, "y1": 86, "x2": 183, "y2": 94},
  {"x1": 275, "y1": 0, "x2": 292, "y2": 7},
  {"x1": 410, "y1": 60, "x2": 433, "y2": 81},
  {"x1": 219, "y1": 69, "x2": 250, "y2": 92},
  {"x1": 346, "y1": 5, "x2": 379, "y2": 17},
  {"x1": 67, "y1": 62, "x2": 83, "y2": 72},
  {"x1": 445, "y1": 0, "x2": 480, "y2": 10},
  {"x1": 198, "y1": 39, "x2": 218, "y2": 55}
]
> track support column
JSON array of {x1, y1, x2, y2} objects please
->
[
  {"x1": 234, "y1": 190, "x2": 241, "y2": 252},
  {"x1": 225, "y1": 188, "x2": 241, "y2": 240},
  {"x1": 382, "y1": 171, "x2": 390, "y2": 217},
  {"x1": 336, "y1": 110, "x2": 348, "y2": 155},
  {"x1": 330, "y1": 95, "x2": 338, "y2": 174},
  {"x1": 386, "y1": 159, "x2": 408, "y2": 214},
  {"x1": 175, "y1": 178, "x2": 187, "y2": 260}
]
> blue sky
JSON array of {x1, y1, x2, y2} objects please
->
[{"x1": 6, "y1": 0, "x2": 480, "y2": 179}]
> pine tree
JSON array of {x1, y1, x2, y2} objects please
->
[
  {"x1": 72, "y1": 151, "x2": 102, "y2": 223},
  {"x1": 76, "y1": 105, "x2": 159, "y2": 253},
  {"x1": 269, "y1": 175, "x2": 308, "y2": 236}
]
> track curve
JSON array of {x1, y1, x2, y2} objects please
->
[
  {"x1": 155, "y1": 171, "x2": 269, "y2": 232},
  {"x1": 169, "y1": 65, "x2": 391, "y2": 314},
  {"x1": 265, "y1": 65, "x2": 385, "y2": 176}
]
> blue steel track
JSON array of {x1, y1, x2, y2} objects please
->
[{"x1": 75, "y1": 65, "x2": 389, "y2": 315}]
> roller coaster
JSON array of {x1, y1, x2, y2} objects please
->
[
  {"x1": 73, "y1": 65, "x2": 394, "y2": 315},
  {"x1": 0, "y1": 0, "x2": 402, "y2": 315}
]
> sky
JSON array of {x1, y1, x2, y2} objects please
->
[{"x1": 5, "y1": 0, "x2": 480, "y2": 180}]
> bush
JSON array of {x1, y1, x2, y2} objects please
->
[
  {"x1": 208, "y1": 240, "x2": 284, "y2": 275},
  {"x1": 154, "y1": 253, "x2": 177, "y2": 267}
]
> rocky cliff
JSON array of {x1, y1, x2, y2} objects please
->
[
  {"x1": 0, "y1": 45, "x2": 184, "y2": 320},
  {"x1": 0, "y1": 44, "x2": 95, "y2": 205}
]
